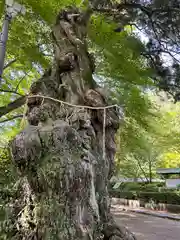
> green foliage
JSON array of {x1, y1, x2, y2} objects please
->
[
  {"x1": 158, "y1": 152, "x2": 180, "y2": 168},
  {"x1": 150, "y1": 95, "x2": 180, "y2": 169},
  {"x1": 115, "y1": 115, "x2": 159, "y2": 180},
  {"x1": 88, "y1": 13, "x2": 162, "y2": 182},
  {"x1": 110, "y1": 182, "x2": 164, "y2": 192},
  {"x1": 115, "y1": 92, "x2": 180, "y2": 180},
  {"x1": 0, "y1": 147, "x2": 11, "y2": 185},
  {"x1": 0, "y1": 147, "x2": 18, "y2": 213},
  {"x1": 0, "y1": 147, "x2": 18, "y2": 240},
  {"x1": 109, "y1": 190, "x2": 180, "y2": 205},
  {"x1": 89, "y1": 15, "x2": 149, "y2": 86}
]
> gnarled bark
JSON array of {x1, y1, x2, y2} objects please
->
[{"x1": 10, "y1": 6, "x2": 136, "y2": 240}]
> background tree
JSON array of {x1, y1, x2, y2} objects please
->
[
  {"x1": 116, "y1": 92, "x2": 180, "y2": 181},
  {"x1": 116, "y1": 98, "x2": 160, "y2": 182}
]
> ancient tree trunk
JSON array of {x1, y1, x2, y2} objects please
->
[{"x1": 11, "y1": 7, "x2": 136, "y2": 240}]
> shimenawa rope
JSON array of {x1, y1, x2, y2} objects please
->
[{"x1": 21, "y1": 94, "x2": 119, "y2": 160}]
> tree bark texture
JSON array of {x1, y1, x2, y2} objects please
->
[{"x1": 10, "y1": 7, "x2": 136, "y2": 240}]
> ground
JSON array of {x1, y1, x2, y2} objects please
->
[{"x1": 113, "y1": 210, "x2": 180, "y2": 240}]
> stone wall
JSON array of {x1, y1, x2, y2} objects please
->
[{"x1": 111, "y1": 198, "x2": 180, "y2": 213}]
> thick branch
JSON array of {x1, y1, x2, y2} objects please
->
[
  {"x1": 0, "y1": 114, "x2": 23, "y2": 124},
  {"x1": 0, "y1": 95, "x2": 26, "y2": 118}
]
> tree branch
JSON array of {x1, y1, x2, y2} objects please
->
[
  {"x1": 0, "y1": 114, "x2": 23, "y2": 124},
  {"x1": 14, "y1": 71, "x2": 31, "y2": 92},
  {"x1": 0, "y1": 95, "x2": 27, "y2": 118},
  {"x1": 116, "y1": 3, "x2": 152, "y2": 16},
  {"x1": 135, "y1": 156, "x2": 149, "y2": 182},
  {"x1": 0, "y1": 88, "x2": 24, "y2": 96},
  {"x1": 3, "y1": 59, "x2": 17, "y2": 70}
]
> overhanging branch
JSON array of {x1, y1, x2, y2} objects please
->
[
  {"x1": 0, "y1": 88, "x2": 24, "y2": 96},
  {"x1": 0, "y1": 114, "x2": 23, "y2": 124},
  {"x1": 3, "y1": 59, "x2": 17, "y2": 70},
  {"x1": 0, "y1": 95, "x2": 27, "y2": 118}
]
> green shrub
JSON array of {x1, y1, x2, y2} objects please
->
[
  {"x1": 140, "y1": 183, "x2": 159, "y2": 192},
  {"x1": 110, "y1": 182, "x2": 165, "y2": 192},
  {"x1": 111, "y1": 182, "x2": 141, "y2": 191},
  {"x1": 109, "y1": 190, "x2": 180, "y2": 205}
]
